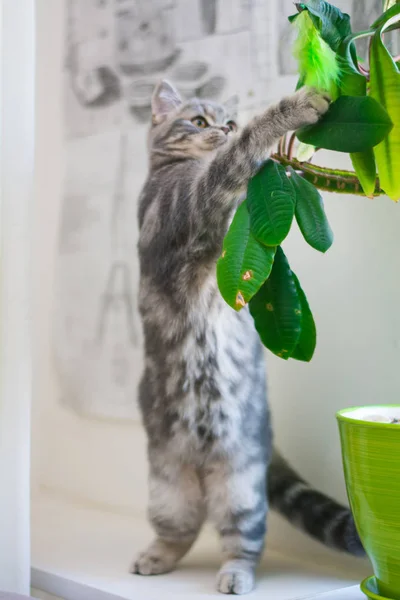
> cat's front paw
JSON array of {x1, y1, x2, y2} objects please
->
[{"x1": 281, "y1": 87, "x2": 331, "y2": 130}]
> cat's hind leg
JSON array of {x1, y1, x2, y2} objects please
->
[
  {"x1": 205, "y1": 459, "x2": 267, "y2": 594},
  {"x1": 132, "y1": 462, "x2": 205, "y2": 575}
]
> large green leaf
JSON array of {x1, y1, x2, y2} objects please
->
[
  {"x1": 339, "y1": 67, "x2": 366, "y2": 97},
  {"x1": 334, "y1": 48, "x2": 378, "y2": 198},
  {"x1": 247, "y1": 160, "x2": 295, "y2": 247},
  {"x1": 350, "y1": 149, "x2": 377, "y2": 198},
  {"x1": 297, "y1": 95, "x2": 393, "y2": 152},
  {"x1": 345, "y1": 88, "x2": 377, "y2": 197},
  {"x1": 289, "y1": 1, "x2": 351, "y2": 52},
  {"x1": 289, "y1": 167, "x2": 333, "y2": 253},
  {"x1": 217, "y1": 203, "x2": 276, "y2": 311},
  {"x1": 369, "y1": 18, "x2": 400, "y2": 201},
  {"x1": 249, "y1": 247, "x2": 301, "y2": 359},
  {"x1": 291, "y1": 273, "x2": 317, "y2": 362}
]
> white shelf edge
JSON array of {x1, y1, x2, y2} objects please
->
[
  {"x1": 32, "y1": 569, "x2": 127, "y2": 600},
  {"x1": 31, "y1": 492, "x2": 368, "y2": 600}
]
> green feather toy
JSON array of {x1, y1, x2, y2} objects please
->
[{"x1": 293, "y1": 10, "x2": 341, "y2": 100}]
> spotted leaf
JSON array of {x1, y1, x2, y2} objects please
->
[
  {"x1": 249, "y1": 247, "x2": 302, "y2": 359},
  {"x1": 217, "y1": 202, "x2": 276, "y2": 311}
]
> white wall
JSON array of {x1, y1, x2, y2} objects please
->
[
  {"x1": 32, "y1": 0, "x2": 400, "y2": 556},
  {"x1": 0, "y1": 0, "x2": 34, "y2": 594},
  {"x1": 32, "y1": 0, "x2": 65, "y2": 500}
]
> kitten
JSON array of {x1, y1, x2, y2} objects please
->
[{"x1": 133, "y1": 80, "x2": 364, "y2": 594}]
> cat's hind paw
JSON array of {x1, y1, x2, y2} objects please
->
[
  {"x1": 131, "y1": 549, "x2": 176, "y2": 576},
  {"x1": 216, "y1": 560, "x2": 256, "y2": 595}
]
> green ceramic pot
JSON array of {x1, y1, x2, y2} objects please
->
[{"x1": 337, "y1": 405, "x2": 400, "y2": 600}]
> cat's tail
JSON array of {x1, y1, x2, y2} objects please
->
[{"x1": 267, "y1": 449, "x2": 365, "y2": 557}]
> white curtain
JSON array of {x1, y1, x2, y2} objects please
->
[{"x1": 0, "y1": 0, "x2": 34, "y2": 594}]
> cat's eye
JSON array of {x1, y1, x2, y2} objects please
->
[
  {"x1": 191, "y1": 116, "x2": 208, "y2": 129},
  {"x1": 226, "y1": 120, "x2": 237, "y2": 132}
]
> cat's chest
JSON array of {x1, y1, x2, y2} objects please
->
[
  {"x1": 182, "y1": 296, "x2": 249, "y2": 398},
  {"x1": 168, "y1": 301, "x2": 256, "y2": 449}
]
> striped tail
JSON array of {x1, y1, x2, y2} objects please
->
[{"x1": 267, "y1": 450, "x2": 365, "y2": 557}]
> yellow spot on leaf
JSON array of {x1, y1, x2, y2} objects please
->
[
  {"x1": 235, "y1": 291, "x2": 246, "y2": 308},
  {"x1": 242, "y1": 270, "x2": 253, "y2": 281},
  {"x1": 221, "y1": 250, "x2": 226, "y2": 258},
  {"x1": 266, "y1": 303, "x2": 274, "y2": 311},
  {"x1": 281, "y1": 349, "x2": 289, "y2": 354},
  {"x1": 294, "y1": 308, "x2": 302, "y2": 315}
]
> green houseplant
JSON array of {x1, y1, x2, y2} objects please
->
[{"x1": 217, "y1": 0, "x2": 400, "y2": 362}]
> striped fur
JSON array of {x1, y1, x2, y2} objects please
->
[
  {"x1": 268, "y1": 451, "x2": 364, "y2": 556},
  {"x1": 133, "y1": 80, "x2": 363, "y2": 595}
]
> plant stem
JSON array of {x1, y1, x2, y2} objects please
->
[
  {"x1": 271, "y1": 153, "x2": 385, "y2": 196},
  {"x1": 358, "y1": 63, "x2": 370, "y2": 77},
  {"x1": 287, "y1": 133, "x2": 297, "y2": 160},
  {"x1": 278, "y1": 134, "x2": 286, "y2": 156}
]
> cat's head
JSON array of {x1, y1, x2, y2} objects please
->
[{"x1": 148, "y1": 80, "x2": 239, "y2": 160}]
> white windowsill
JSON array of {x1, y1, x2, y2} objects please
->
[{"x1": 31, "y1": 493, "x2": 368, "y2": 600}]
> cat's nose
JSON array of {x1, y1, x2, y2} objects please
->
[{"x1": 220, "y1": 126, "x2": 230, "y2": 135}]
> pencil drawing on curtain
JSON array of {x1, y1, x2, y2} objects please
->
[{"x1": 53, "y1": 0, "x2": 379, "y2": 421}]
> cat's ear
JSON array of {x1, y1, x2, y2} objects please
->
[
  {"x1": 224, "y1": 95, "x2": 239, "y2": 120},
  {"x1": 151, "y1": 80, "x2": 182, "y2": 124}
]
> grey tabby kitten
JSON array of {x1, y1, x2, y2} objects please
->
[{"x1": 133, "y1": 80, "x2": 364, "y2": 594}]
